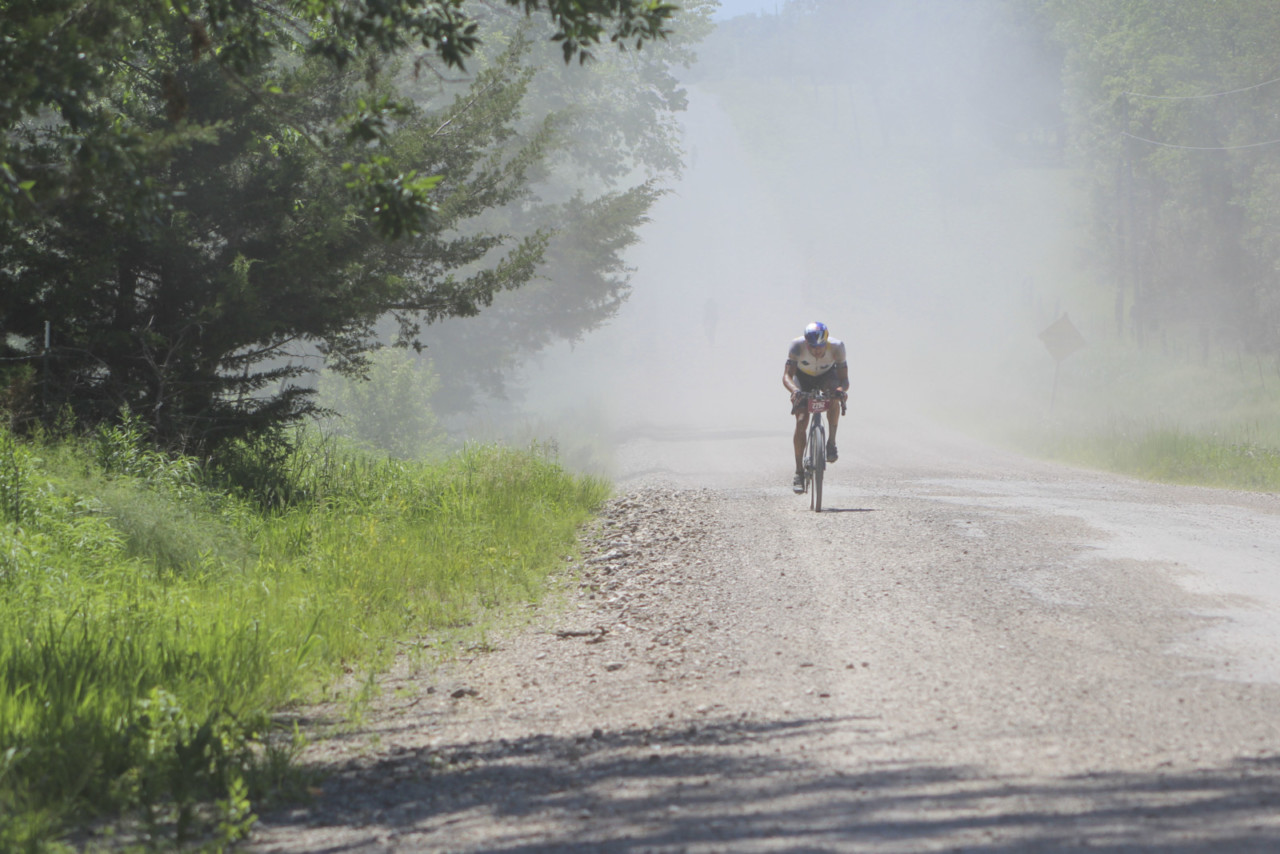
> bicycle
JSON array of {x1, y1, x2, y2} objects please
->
[{"x1": 799, "y1": 389, "x2": 846, "y2": 512}]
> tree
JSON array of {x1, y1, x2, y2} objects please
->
[
  {"x1": 1047, "y1": 0, "x2": 1280, "y2": 354},
  {"x1": 411, "y1": 1, "x2": 716, "y2": 413},
  {"x1": 424, "y1": 182, "x2": 664, "y2": 413},
  {"x1": 0, "y1": 1, "x2": 679, "y2": 234},
  {"x1": 0, "y1": 1, "x2": 687, "y2": 448}
]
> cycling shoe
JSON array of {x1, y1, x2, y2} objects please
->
[
  {"x1": 826, "y1": 442, "x2": 838, "y2": 462},
  {"x1": 792, "y1": 472, "x2": 805, "y2": 493}
]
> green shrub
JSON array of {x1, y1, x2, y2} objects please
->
[{"x1": 317, "y1": 350, "x2": 447, "y2": 460}]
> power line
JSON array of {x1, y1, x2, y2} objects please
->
[
  {"x1": 1125, "y1": 74, "x2": 1280, "y2": 101},
  {"x1": 1121, "y1": 130, "x2": 1280, "y2": 151},
  {"x1": 1119, "y1": 73, "x2": 1280, "y2": 149}
]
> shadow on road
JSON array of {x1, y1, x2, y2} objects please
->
[{"x1": 259, "y1": 713, "x2": 1280, "y2": 852}]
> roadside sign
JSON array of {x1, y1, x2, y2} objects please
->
[{"x1": 1039, "y1": 313, "x2": 1086, "y2": 362}]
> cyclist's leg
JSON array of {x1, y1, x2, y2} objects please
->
[
  {"x1": 821, "y1": 373, "x2": 841, "y2": 461},
  {"x1": 783, "y1": 376, "x2": 814, "y2": 494},
  {"x1": 793, "y1": 411, "x2": 808, "y2": 469},
  {"x1": 792, "y1": 372, "x2": 818, "y2": 476},
  {"x1": 791, "y1": 412, "x2": 808, "y2": 493}
]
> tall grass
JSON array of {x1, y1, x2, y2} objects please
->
[
  {"x1": 1005, "y1": 420, "x2": 1280, "y2": 491},
  {"x1": 945, "y1": 332, "x2": 1280, "y2": 492},
  {"x1": 0, "y1": 423, "x2": 608, "y2": 850}
]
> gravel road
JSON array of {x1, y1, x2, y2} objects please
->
[{"x1": 248, "y1": 415, "x2": 1280, "y2": 852}]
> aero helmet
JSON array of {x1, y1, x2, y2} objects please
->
[{"x1": 804, "y1": 321, "x2": 829, "y2": 348}]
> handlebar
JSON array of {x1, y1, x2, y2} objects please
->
[{"x1": 796, "y1": 389, "x2": 848, "y2": 415}]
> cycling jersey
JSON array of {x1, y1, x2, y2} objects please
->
[{"x1": 786, "y1": 337, "x2": 847, "y2": 377}]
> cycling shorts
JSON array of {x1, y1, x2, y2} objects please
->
[{"x1": 795, "y1": 370, "x2": 841, "y2": 393}]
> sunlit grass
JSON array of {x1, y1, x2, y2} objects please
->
[{"x1": 0, "y1": 424, "x2": 608, "y2": 850}]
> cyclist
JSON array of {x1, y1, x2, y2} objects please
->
[{"x1": 783, "y1": 321, "x2": 849, "y2": 493}]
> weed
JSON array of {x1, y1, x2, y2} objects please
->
[{"x1": 0, "y1": 428, "x2": 27, "y2": 524}]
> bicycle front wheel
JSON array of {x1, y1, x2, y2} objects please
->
[
  {"x1": 810, "y1": 421, "x2": 826, "y2": 512},
  {"x1": 811, "y1": 443, "x2": 825, "y2": 511}
]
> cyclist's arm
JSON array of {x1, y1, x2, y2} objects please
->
[
  {"x1": 834, "y1": 361, "x2": 850, "y2": 394},
  {"x1": 783, "y1": 361, "x2": 802, "y2": 395}
]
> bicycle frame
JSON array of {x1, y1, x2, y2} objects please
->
[{"x1": 800, "y1": 391, "x2": 835, "y2": 511}]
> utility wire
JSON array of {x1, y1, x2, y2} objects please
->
[
  {"x1": 1120, "y1": 73, "x2": 1280, "y2": 149},
  {"x1": 1125, "y1": 74, "x2": 1280, "y2": 100},
  {"x1": 1121, "y1": 130, "x2": 1280, "y2": 151}
]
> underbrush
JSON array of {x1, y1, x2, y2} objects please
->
[{"x1": 0, "y1": 421, "x2": 608, "y2": 851}]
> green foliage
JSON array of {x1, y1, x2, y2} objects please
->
[
  {"x1": 0, "y1": 362, "x2": 38, "y2": 431},
  {"x1": 0, "y1": 31, "x2": 531, "y2": 449},
  {"x1": 1045, "y1": 0, "x2": 1280, "y2": 354},
  {"x1": 92, "y1": 411, "x2": 198, "y2": 487},
  {"x1": 0, "y1": 423, "x2": 608, "y2": 848},
  {"x1": 200, "y1": 429, "x2": 315, "y2": 513},
  {"x1": 318, "y1": 348, "x2": 448, "y2": 459},
  {"x1": 359, "y1": 2, "x2": 715, "y2": 412},
  {"x1": 0, "y1": 0, "x2": 694, "y2": 451},
  {"x1": 428, "y1": 181, "x2": 666, "y2": 410},
  {"x1": 0, "y1": 427, "x2": 29, "y2": 525},
  {"x1": 0, "y1": 0, "x2": 679, "y2": 224}
]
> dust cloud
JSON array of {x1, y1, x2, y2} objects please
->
[{"x1": 514, "y1": 1, "x2": 1076, "y2": 474}]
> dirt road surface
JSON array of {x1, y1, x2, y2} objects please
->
[{"x1": 249, "y1": 416, "x2": 1280, "y2": 852}]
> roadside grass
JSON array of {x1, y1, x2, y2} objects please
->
[
  {"x1": 954, "y1": 336, "x2": 1280, "y2": 493},
  {"x1": 1004, "y1": 420, "x2": 1280, "y2": 491},
  {"x1": 0, "y1": 422, "x2": 608, "y2": 851}
]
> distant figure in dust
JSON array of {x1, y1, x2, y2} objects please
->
[
  {"x1": 782, "y1": 321, "x2": 849, "y2": 494},
  {"x1": 702, "y1": 297, "x2": 718, "y2": 345}
]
